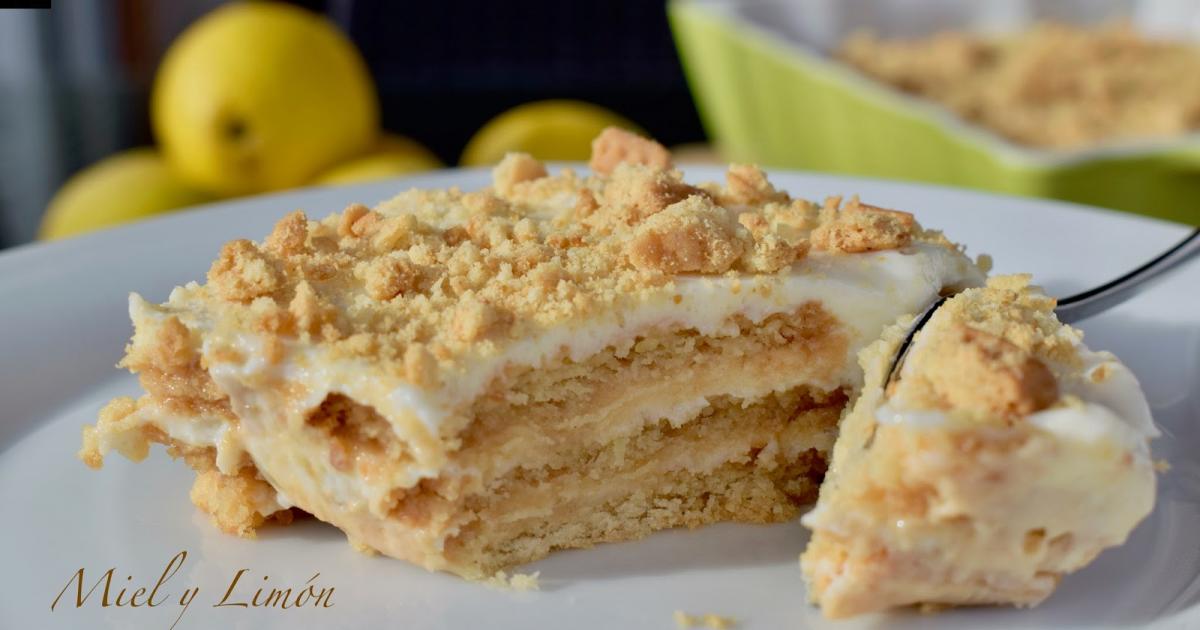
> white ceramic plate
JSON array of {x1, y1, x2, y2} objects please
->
[{"x1": 2, "y1": 168, "x2": 1197, "y2": 630}]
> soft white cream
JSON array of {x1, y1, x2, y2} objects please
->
[
  {"x1": 1027, "y1": 347, "x2": 1158, "y2": 452},
  {"x1": 91, "y1": 403, "x2": 246, "y2": 475}
]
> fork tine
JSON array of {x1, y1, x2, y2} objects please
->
[{"x1": 883, "y1": 296, "x2": 948, "y2": 390}]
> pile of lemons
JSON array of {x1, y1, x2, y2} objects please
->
[{"x1": 40, "y1": 2, "x2": 636, "y2": 240}]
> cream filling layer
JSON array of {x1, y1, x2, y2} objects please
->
[
  {"x1": 90, "y1": 402, "x2": 245, "y2": 475},
  {"x1": 89, "y1": 402, "x2": 290, "y2": 514},
  {"x1": 135, "y1": 242, "x2": 982, "y2": 512}
]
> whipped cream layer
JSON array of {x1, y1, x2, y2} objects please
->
[{"x1": 132, "y1": 242, "x2": 982, "y2": 511}]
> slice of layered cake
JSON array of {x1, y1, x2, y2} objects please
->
[
  {"x1": 801, "y1": 276, "x2": 1158, "y2": 618},
  {"x1": 79, "y1": 128, "x2": 983, "y2": 577}
]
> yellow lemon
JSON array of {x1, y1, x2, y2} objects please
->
[
  {"x1": 152, "y1": 2, "x2": 378, "y2": 195},
  {"x1": 39, "y1": 148, "x2": 213, "y2": 240},
  {"x1": 460, "y1": 100, "x2": 639, "y2": 166},
  {"x1": 314, "y1": 134, "x2": 442, "y2": 185}
]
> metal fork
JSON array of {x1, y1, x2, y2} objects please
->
[{"x1": 884, "y1": 227, "x2": 1200, "y2": 388}]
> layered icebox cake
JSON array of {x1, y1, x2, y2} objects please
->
[{"x1": 79, "y1": 129, "x2": 1156, "y2": 617}]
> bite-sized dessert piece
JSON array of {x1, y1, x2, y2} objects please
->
[
  {"x1": 839, "y1": 22, "x2": 1200, "y2": 149},
  {"x1": 801, "y1": 275, "x2": 1158, "y2": 618},
  {"x1": 79, "y1": 128, "x2": 983, "y2": 578}
]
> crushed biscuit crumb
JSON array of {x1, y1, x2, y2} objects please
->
[
  {"x1": 898, "y1": 323, "x2": 1058, "y2": 419},
  {"x1": 483, "y1": 570, "x2": 541, "y2": 592},
  {"x1": 361, "y1": 255, "x2": 422, "y2": 301},
  {"x1": 264, "y1": 210, "x2": 310, "y2": 257},
  {"x1": 601, "y1": 164, "x2": 704, "y2": 225},
  {"x1": 811, "y1": 197, "x2": 915, "y2": 253},
  {"x1": 493, "y1": 153, "x2": 548, "y2": 197},
  {"x1": 589, "y1": 126, "x2": 672, "y2": 175},
  {"x1": 207, "y1": 240, "x2": 281, "y2": 303},
  {"x1": 628, "y1": 196, "x2": 745, "y2": 274},
  {"x1": 888, "y1": 275, "x2": 1083, "y2": 421},
  {"x1": 338, "y1": 203, "x2": 371, "y2": 237},
  {"x1": 723, "y1": 164, "x2": 788, "y2": 206},
  {"x1": 674, "y1": 610, "x2": 737, "y2": 629}
]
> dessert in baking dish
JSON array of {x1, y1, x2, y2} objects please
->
[{"x1": 839, "y1": 22, "x2": 1200, "y2": 149}]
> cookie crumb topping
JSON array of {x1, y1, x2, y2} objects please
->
[{"x1": 171, "y1": 128, "x2": 945, "y2": 388}]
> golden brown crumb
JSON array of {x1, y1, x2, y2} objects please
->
[
  {"x1": 674, "y1": 610, "x2": 737, "y2": 629},
  {"x1": 402, "y1": 344, "x2": 437, "y2": 387},
  {"x1": 600, "y1": 164, "x2": 703, "y2": 225},
  {"x1": 734, "y1": 207, "x2": 812, "y2": 273},
  {"x1": 492, "y1": 153, "x2": 548, "y2": 197},
  {"x1": 338, "y1": 203, "x2": 371, "y2": 237},
  {"x1": 207, "y1": 240, "x2": 282, "y2": 303},
  {"x1": 288, "y1": 281, "x2": 336, "y2": 336},
  {"x1": 264, "y1": 210, "x2": 310, "y2": 258},
  {"x1": 189, "y1": 469, "x2": 290, "y2": 538},
  {"x1": 483, "y1": 570, "x2": 541, "y2": 591},
  {"x1": 723, "y1": 164, "x2": 788, "y2": 206},
  {"x1": 361, "y1": 255, "x2": 422, "y2": 301},
  {"x1": 572, "y1": 188, "x2": 601, "y2": 219},
  {"x1": 371, "y1": 213, "x2": 420, "y2": 253},
  {"x1": 462, "y1": 189, "x2": 510, "y2": 219},
  {"x1": 350, "y1": 210, "x2": 382, "y2": 237},
  {"x1": 508, "y1": 572, "x2": 540, "y2": 591},
  {"x1": 741, "y1": 232, "x2": 810, "y2": 274},
  {"x1": 589, "y1": 126, "x2": 672, "y2": 175},
  {"x1": 811, "y1": 197, "x2": 915, "y2": 253},
  {"x1": 902, "y1": 324, "x2": 1058, "y2": 419},
  {"x1": 701, "y1": 614, "x2": 736, "y2": 630},
  {"x1": 190, "y1": 470, "x2": 277, "y2": 535},
  {"x1": 627, "y1": 196, "x2": 745, "y2": 274},
  {"x1": 78, "y1": 426, "x2": 103, "y2": 469},
  {"x1": 737, "y1": 212, "x2": 768, "y2": 235},
  {"x1": 149, "y1": 316, "x2": 195, "y2": 370},
  {"x1": 890, "y1": 275, "x2": 1074, "y2": 420},
  {"x1": 79, "y1": 397, "x2": 146, "y2": 468},
  {"x1": 451, "y1": 297, "x2": 511, "y2": 341}
]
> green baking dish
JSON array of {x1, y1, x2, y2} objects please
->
[{"x1": 668, "y1": 0, "x2": 1200, "y2": 225}]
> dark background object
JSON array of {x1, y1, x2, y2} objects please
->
[
  {"x1": 0, "y1": 0, "x2": 704, "y2": 248},
  {"x1": 337, "y1": 0, "x2": 704, "y2": 163}
]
